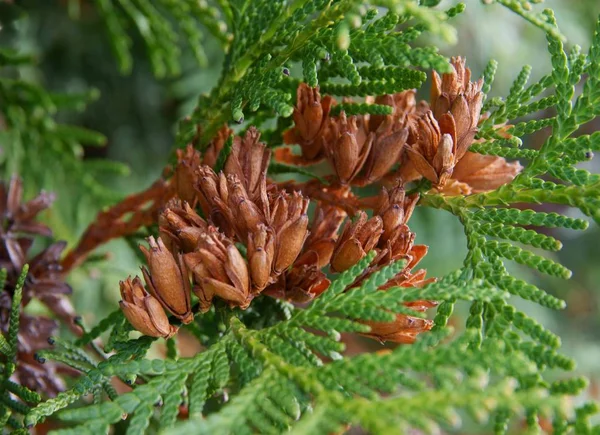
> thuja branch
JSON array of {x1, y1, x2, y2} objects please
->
[
  {"x1": 182, "y1": 0, "x2": 362, "y2": 146},
  {"x1": 419, "y1": 182, "x2": 600, "y2": 214}
]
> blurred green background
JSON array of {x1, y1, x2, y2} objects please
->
[{"x1": 1, "y1": 0, "x2": 600, "y2": 425}]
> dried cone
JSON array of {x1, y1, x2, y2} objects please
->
[
  {"x1": 439, "y1": 151, "x2": 523, "y2": 195},
  {"x1": 0, "y1": 177, "x2": 79, "y2": 396},
  {"x1": 370, "y1": 185, "x2": 430, "y2": 284},
  {"x1": 270, "y1": 191, "x2": 310, "y2": 274},
  {"x1": 173, "y1": 145, "x2": 202, "y2": 206},
  {"x1": 356, "y1": 116, "x2": 408, "y2": 186},
  {"x1": 283, "y1": 83, "x2": 334, "y2": 161},
  {"x1": 247, "y1": 224, "x2": 276, "y2": 292},
  {"x1": 430, "y1": 56, "x2": 484, "y2": 156},
  {"x1": 331, "y1": 211, "x2": 383, "y2": 273},
  {"x1": 184, "y1": 228, "x2": 251, "y2": 309},
  {"x1": 265, "y1": 202, "x2": 342, "y2": 303},
  {"x1": 378, "y1": 229, "x2": 432, "y2": 290},
  {"x1": 224, "y1": 126, "x2": 270, "y2": 210},
  {"x1": 296, "y1": 203, "x2": 346, "y2": 269},
  {"x1": 119, "y1": 277, "x2": 178, "y2": 338},
  {"x1": 368, "y1": 90, "x2": 426, "y2": 134},
  {"x1": 195, "y1": 167, "x2": 236, "y2": 237},
  {"x1": 24, "y1": 241, "x2": 75, "y2": 322},
  {"x1": 0, "y1": 176, "x2": 55, "y2": 237},
  {"x1": 140, "y1": 236, "x2": 193, "y2": 324},
  {"x1": 346, "y1": 184, "x2": 437, "y2": 343},
  {"x1": 361, "y1": 183, "x2": 415, "y2": 235},
  {"x1": 159, "y1": 200, "x2": 208, "y2": 253},
  {"x1": 325, "y1": 112, "x2": 373, "y2": 185},
  {"x1": 355, "y1": 254, "x2": 436, "y2": 344},
  {"x1": 402, "y1": 57, "x2": 484, "y2": 187},
  {"x1": 405, "y1": 111, "x2": 458, "y2": 186},
  {"x1": 198, "y1": 169, "x2": 267, "y2": 242},
  {"x1": 363, "y1": 306, "x2": 436, "y2": 344},
  {"x1": 227, "y1": 174, "x2": 268, "y2": 241},
  {"x1": 1, "y1": 176, "x2": 55, "y2": 268},
  {"x1": 360, "y1": 228, "x2": 436, "y2": 344},
  {"x1": 264, "y1": 251, "x2": 330, "y2": 303}
]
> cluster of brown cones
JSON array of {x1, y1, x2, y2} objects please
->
[
  {"x1": 0, "y1": 176, "x2": 76, "y2": 396},
  {"x1": 120, "y1": 128, "x2": 434, "y2": 343},
  {"x1": 280, "y1": 57, "x2": 522, "y2": 194},
  {"x1": 120, "y1": 57, "x2": 523, "y2": 344}
]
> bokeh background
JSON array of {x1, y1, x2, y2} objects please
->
[{"x1": 2, "y1": 0, "x2": 600, "y2": 431}]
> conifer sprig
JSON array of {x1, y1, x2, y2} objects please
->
[
  {"x1": 177, "y1": 1, "x2": 460, "y2": 146},
  {"x1": 24, "y1": 259, "x2": 577, "y2": 434},
  {"x1": 5, "y1": 1, "x2": 600, "y2": 434}
]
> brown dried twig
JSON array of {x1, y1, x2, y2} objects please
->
[{"x1": 61, "y1": 179, "x2": 174, "y2": 273}]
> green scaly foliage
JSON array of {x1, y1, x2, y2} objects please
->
[
  {"x1": 177, "y1": 0, "x2": 461, "y2": 144},
  {"x1": 2, "y1": 0, "x2": 600, "y2": 434}
]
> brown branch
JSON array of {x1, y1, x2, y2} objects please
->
[{"x1": 61, "y1": 179, "x2": 174, "y2": 274}]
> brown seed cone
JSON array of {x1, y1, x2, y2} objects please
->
[
  {"x1": 378, "y1": 235, "x2": 432, "y2": 290},
  {"x1": 224, "y1": 126, "x2": 270, "y2": 211},
  {"x1": 139, "y1": 236, "x2": 193, "y2": 324},
  {"x1": 0, "y1": 177, "x2": 83, "y2": 396},
  {"x1": 159, "y1": 200, "x2": 208, "y2": 253},
  {"x1": 283, "y1": 83, "x2": 335, "y2": 162},
  {"x1": 368, "y1": 90, "x2": 428, "y2": 134},
  {"x1": 324, "y1": 112, "x2": 373, "y2": 185},
  {"x1": 0, "y1": 178, "x2": 77, "y2": 329},
  {"x1": 24, "y1": 242, "x2": 76, "y2": 326},
  {"x1": 195, "y1": 166, "x2": 236, "y2": 237},
  {"x1": 438, "y1": 151, "x2": 523, "y2": 195},
  {"x1": 356, "y1": 268, "x2": 436, "y2": 344},
  {"x1": 184, "y1": 227, "x2": 251, "y2": 309},
  {"x1": 264, "y1": 251, "x2": 330, "y2": 303},
  {"x1": 296, "y1": 203, "x2": 346, "y2": 269},
  {"x1": 397, "y1": 58, "x2": 484, "y2": 188},
  {"x1": 367, "y1": 184, "x2": 419, "y2": 243},
  {"x1": 430, "y1": 56, "x2": 483, "y2": 161},
  {"x1": 196, "y1": 165, "x2": 270, "y2": 243},
  {"x1": 363, "y1": 313, "x2": 434, "y2": 344},
  {"x1": 119, "y1": 276, "x2": 178, "y2": 338},
  {"x1": 343, "y1": 189, "x2": 436, "y2": 345},
  {"x1": 350, "y1": 223, "x2": 422, "y2": 290},
  {"x1": 173, "y1": 145, "x2": 202, "y2": 207},
  {"x1": 354, "y1": 116, "x2": 408, "y2": 186},
  {"x1": 247, "y1": 224, "x2": 276, "y2": 292},
  {"x1": 357, "y1": 232, "x2": 436, "y2": 344},
  {"x1": 227, "y1": 174, "x2": 269, "y2": 241},
  {"x1": 264, "y1": 201, "x2": 339, "y2": 303},
  {"x1": 0, "y1": 175, "x2": 55, "y2": 238},
  {"x1": 331, "y1": 211, "x2": 383, "y2": 273},
  {"x1": 405, "y1": 111, "x2": 458, "y2": 186},
  {"x1": 269, "y1": 191, "x2": 310, "y2": 274},
  {"x1": 1, "y1": 176, "x2": 55, "y2": 268}
]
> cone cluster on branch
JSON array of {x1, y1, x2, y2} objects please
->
[
  {"x1": 0, "y1": 176, "x2": 75, "y2": 396},
  {"x1": 119, "y1": 57, "x2": 522, "y2": 344},
  {"x1": 282, "y1": 57, "x2": 522, "y2": 194}
]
